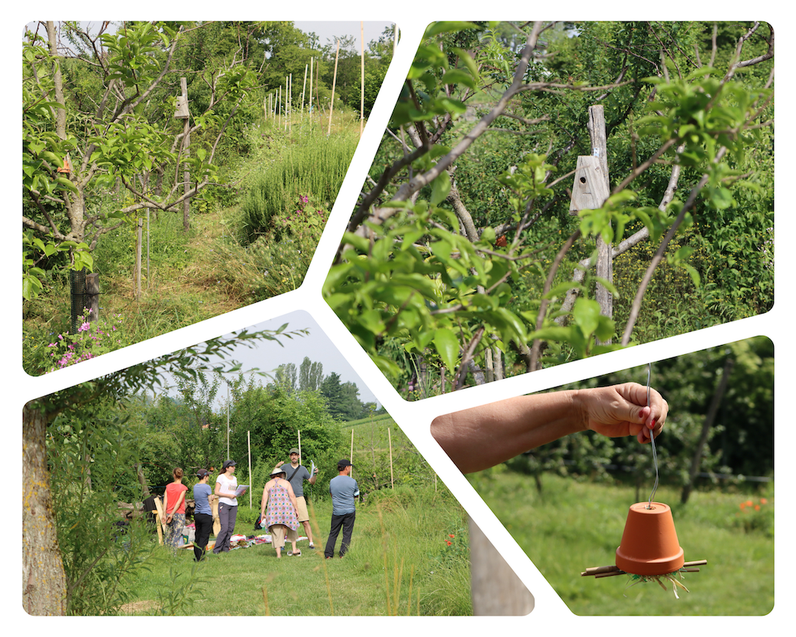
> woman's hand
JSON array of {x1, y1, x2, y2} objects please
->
[{"x1": 579, "y1": 383, "x2": 667, "y2": 443}]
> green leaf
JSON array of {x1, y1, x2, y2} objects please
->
[
  {"x1": 433, "y1": 328, "x2": 460, "y2": 372},
  {"x1": 572, "y1": 298, "x2": 601, "y2": 339},
  {"x1": 440, "y1": 69, "x2": 477, "y2": 89},
  {"x1": 430, "y1": 171, "x2": 451, "y2": 205},
  {"x1": 424, "y1": 21, "x2": 480, "y2": 38}
]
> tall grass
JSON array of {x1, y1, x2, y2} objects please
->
[{"x1": 238, "y1": 126, "x2": 359, "y2": 244}]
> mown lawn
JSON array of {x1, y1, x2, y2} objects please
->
[{"x1": 120, "y1": 488, "x2": 472, "y2": 616}]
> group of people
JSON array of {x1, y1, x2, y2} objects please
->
[
  {"x1": 160, "y1": 380, "x2": 669, "y2": 562},
  {"x1": 161, "y1": 459, "x2": 243, "y2": 561},
  {"x1": 160, "y1": 447, "x2": 361, "y2": 561}
]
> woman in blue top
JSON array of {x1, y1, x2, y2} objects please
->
[{"x1": 192, "y1": 469, "x2": 215, "y2": 561}]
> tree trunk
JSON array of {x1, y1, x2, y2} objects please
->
[
  {"x1": 135, "y1": 463, "x2": 151, "y2": 499},
  {"x1": 22, "y1": 402, "x2": 67, "y2": 615},
  {"x1": 469, "y1": 517, "x2": 534, "y2": 615},
  {"x1": 681, "y1": 357, "x2": 735, "y2": 504}
]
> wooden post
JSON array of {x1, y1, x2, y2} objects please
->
[
  {"x1": 248, "y1": 431, "x2": 252, "y2": 508},
  {"x1": 153, "y1": 496, "x2": 165, "y2": 545},
  {"x1": 135, "y1": 218, "x2": 143, "y2": 299},
  {"x1": 301, "y1": 64, "x2": 308, "y2": 116},
  {"x1": 309, "y1": 57, "x2": 314, "y2": 115},
  {"x1": 174, "y1": 78, "x2": 191, "y2": 231},
  {"x1": 360, "y1": 21, "x2": 365, "y2": 135},
  {"x1": 298, "y1": 430, "x2": 302, "y2": 463},
  {"x1": 587, "y1": 105, "x2": 612, "y2": 333},
  {"x1": 328, "y1": 39, "x2": 340, "y2": 136},
  {"x1": 146, "y1": 209, "x2": 150, "y2": 289},
  {"x1": 388, "y1": 427, "x2": 394, "y2": 489}
]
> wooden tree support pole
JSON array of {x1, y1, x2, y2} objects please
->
[
  {"x1": 360, "y1": 21, "x2": 365, "y2": 135},
  {"x1": 181, "y1": 78, "x2": 190, "y2": 231},
  {"x1": 588, "y1": 105, "x2": 613, "y2": 336},
  {"x1": 328, "y1": 39, "x2": 340, "y2": 136}
]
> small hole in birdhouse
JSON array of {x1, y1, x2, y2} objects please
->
[{"x1": 580, "y1": 177, "x2": 586, "y2": 184}]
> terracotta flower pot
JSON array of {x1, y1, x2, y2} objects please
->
[{"x1": 615, "y1": 502, "x2": 684, "y2": 576}]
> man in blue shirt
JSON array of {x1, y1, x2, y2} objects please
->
[{"x1": 324, "y1": 459, "x2": 359, "y2": 559}]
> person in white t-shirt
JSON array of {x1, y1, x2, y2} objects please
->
[{"x1": 212, "y1": 460, "x2": 238, "y2": 553}]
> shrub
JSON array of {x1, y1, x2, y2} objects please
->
[{"x1": 45, "y1": 308, "x2": 128, "y2": 372}]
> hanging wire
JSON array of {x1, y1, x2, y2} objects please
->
[{"x1": 647, "y1": 362, "x2": 659, "y2": 508}]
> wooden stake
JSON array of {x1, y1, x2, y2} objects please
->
[
  {"x1": 328, "y1": 39, "x2": 340, "y2": 136},
  {"x1": 301, "y1": 64, "x2": 308, "y2": 116},
  {"x1": 360, "y1": 21, "x2": 365, "y2": 135},
  {"x1": 587, "y1": 105, "x2": 611, "y2": 335},
  {"x1": 181, "y1": 77, "x2": 190, "y2": 232},
  {"x1": 309, "y1": 57, "x2": 314, "y2": 115},
  {"x1": 388, "y1": 427, "x2": 394, "y2": 489},
  {"x1": 247, "y1": 431, "x2": 252, "y2": 508},
  {"x1": 135, "y1": 217, "x2": 143, "y2": 299}
]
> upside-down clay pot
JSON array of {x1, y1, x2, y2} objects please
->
[{"x1": 615, "y1": 502, "x2": 685, "y2": 576}]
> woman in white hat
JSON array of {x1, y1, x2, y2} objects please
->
[{"x1": 260, "y1": 466, "x2": 300, "y2": 558}]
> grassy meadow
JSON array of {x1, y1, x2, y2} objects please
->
[
  {"x1": 468, "y1": 470, "x2": 774, "y2": 616},
  {"x1": 120, "y1": 484, "x2": 472, "y2": 616}
]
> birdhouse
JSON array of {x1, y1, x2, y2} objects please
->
[
  {"x1": 569, "y1": 155, "x2": 609, "y2": 214},
  {"x1": 57, "y1": 157, "x2": 71, "y2": 174},
  {"x1": 174, "y1": 95, "x2": 190, "y2": 119}
]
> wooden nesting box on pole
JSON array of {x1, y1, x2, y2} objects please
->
[
  {"x1": 569, "y1": 105, "x2": 613, "y2": 336},
  {"x1": 174, "y1": 78, "x2": 191, "y2": 231}
]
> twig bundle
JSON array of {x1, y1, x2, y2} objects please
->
[{"x1": 581, "y1": 560, "x2": 707, "y2": 599}]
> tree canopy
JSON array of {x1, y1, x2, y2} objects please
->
[{"x1": 323, "y1": 21, "x2": 774, "y2": 397}]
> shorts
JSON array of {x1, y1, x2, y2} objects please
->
[{"x1": 295, "y1": 496, "x2": 309, "y2": 523}]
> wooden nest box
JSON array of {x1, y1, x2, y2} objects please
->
[
  {"x1": 174, "y1": 96, "x2": 190, "y2": 119},
  {"x1": 569, "y1": 155, "x2": 609, "y2": 214}
]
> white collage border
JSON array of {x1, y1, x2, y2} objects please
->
[{"x1": 6, "y1": 4, "x2": 792, "y2": 633}]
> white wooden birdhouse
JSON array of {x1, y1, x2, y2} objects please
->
[
  {"x1": 174, "y1": 95, "x2": 189, "y2": 119},
  {"x1": 569, "y1": 155, "x2": 610, "y2": 214}
]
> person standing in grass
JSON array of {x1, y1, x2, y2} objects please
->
[
  {"x1": 163, "y1": 467, "x2": 188, "y2": 551},
  {"x1": 276, "y1": 447, "x2": 319, "y2": 548},
  {"x1": 324, "y1": 460, "x2": 359, "y2": 559},
  {"x1": 213, "y1": 460, "x2": 239, "y2": 554},
  {"x1": 261, "y1": 466, "x2": 300, "y2": 558},
  {"x1": 192, "y1": 469, "x2": 215, "y2": 561}
]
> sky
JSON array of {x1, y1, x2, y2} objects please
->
[
  {"x1": 294, "y1": 21, "x2": 394, "y2": 48},
  {"x1": 160, "y1": 309, "x2": 380, "y2": 409},
  {"x1": 26, "y1": 21, "x2": 395, "y2": 49}
]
